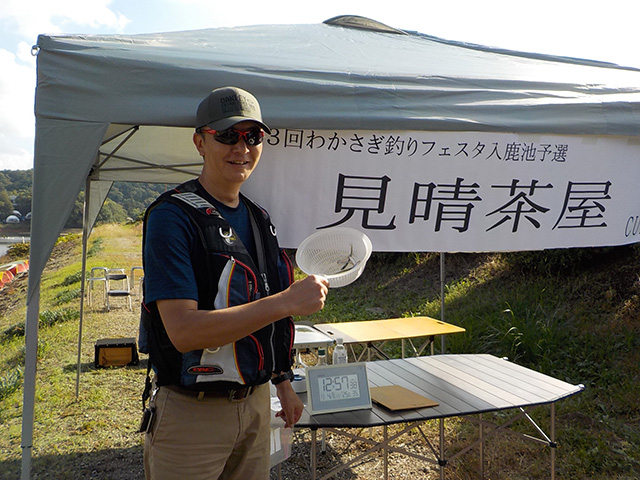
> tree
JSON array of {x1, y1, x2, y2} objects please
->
[
  {"x1": 0, "y1": 189, "x2": 14, "y2": 219},
  {"x1": 0, "y1": 168, "x2": 176, "y2": 224},
  {"x1": 1, "y1": 170, "x2": 32, "y2": 191},
  {"x1": 64, "y1": 193, "x2": 130, "y2": 229},
  {"x1": 96, "y1": 198, "x2": 128, "y2": 224},
  {"x1": 13, "y1": 189, "x2": 32, "y2": 216},
  {"x1": 65, "y1": 194, "x2": 84, "y2": 229}
]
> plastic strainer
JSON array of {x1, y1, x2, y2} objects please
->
[{"x1": 296, "y1": 227, "x2": 373, "y2": 288}]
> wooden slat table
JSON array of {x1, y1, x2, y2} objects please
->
[
  {"x1": 294, "y1": 354, "x2": 584, "y2": 480},
  {"x1": 315, "y1": 316, "x2": 466, "y2": 361}
]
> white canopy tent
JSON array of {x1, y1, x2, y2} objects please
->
[{"x1": 23, "y1": 16, "x2": 640, "y2": 478}]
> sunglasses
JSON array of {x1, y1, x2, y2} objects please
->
[{"x1": 200, "y1": 127, "x2": 265, "y2": 146}]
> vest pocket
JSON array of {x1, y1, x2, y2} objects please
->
[
  {"x1": 214, "y1": 255, "x2": 258, "y2": 308},
  {"x1": 183, "y1": 334, "x2": 265, "y2": 386}
]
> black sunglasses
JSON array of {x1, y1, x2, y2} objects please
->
[{"x1": 200, "y1": 127, "x2": 265, "y2": 146}]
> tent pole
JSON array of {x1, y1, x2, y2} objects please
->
[
  {"x1": 21, "y1": 287, "x2": 40, "y2": 480},
  {"x1": 75, "y1": 177, "x2": 91, "y2": 398},
  {"x1": 440, "y1": 252, "x2": 446, "y2": 354}
]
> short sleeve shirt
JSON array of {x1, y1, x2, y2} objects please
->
[{"x1": 144, "y1": 187, "x2": 255, "y2": 305}]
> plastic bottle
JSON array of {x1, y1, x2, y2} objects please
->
[
  {"x1": 332, "y1": 338, "x2": 348, "y2": 364},
  {"x1": 317, "y1": 347, "x2": 327, "y2": 366}
]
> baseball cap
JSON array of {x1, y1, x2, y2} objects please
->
[{"x1": 196, "y1": 86, "x2": 271, "y2": 134}]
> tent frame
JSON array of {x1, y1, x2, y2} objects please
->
[{"x1": 21, "y1": 17, "x2": 640, "y2": 479}]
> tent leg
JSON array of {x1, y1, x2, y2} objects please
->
[
  {"x1": 440, "y1": 252, "x2": 446, "y2": 354},
  {"x1": 76, "y1": 177, "x2": 92, "y2": 399},
  {"x1": 21, "y1": 287, "x2": 40, "y2": 480}
]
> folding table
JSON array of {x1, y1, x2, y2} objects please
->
[
  {"x1": 315, "y1": 316, "x2": 466, "y2": 361},
  {"x1": 292, "y1": 323, "x2": 335, "y2": 367},
  {"x1": 294, "y1": 354, "x2": 584, "y2": 480}
]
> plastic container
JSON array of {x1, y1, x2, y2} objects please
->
[
  {"x1": 317, "y1": 347, "x2": 327, "y2": 365},
  {"x1": 332, "y1": 338, "x2": 348, "y2": 364},
  {"x1": 296, "y1": 227, "x2": 373, "y2": 288},
  {"x1": 292, "y1": 368, "x2": 307, "y2": 393}
]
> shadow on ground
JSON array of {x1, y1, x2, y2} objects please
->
[
  {"x1": 1, "y1": 446, "x2": 144, "y2": 480},
  {"x1": 3, "y1": 436, "x2": 360, "y2": 480}
]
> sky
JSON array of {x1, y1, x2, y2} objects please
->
[{"x1": 1, "y1": 0, "x2": 638, "y2": 171}]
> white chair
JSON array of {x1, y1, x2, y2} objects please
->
[
  {"x1": 129, "y1": 266, "x2": 144, "y2": 297},
  {"x1": 86, "y1": 267, "x2": 107, "y2": 307},
  {"x1": 105, "y1": 268, "x2": 132, "y2": 311}
]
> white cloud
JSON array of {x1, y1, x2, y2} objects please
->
[
  {"x1": 0, "y1": 0, "x2": 130, "y2": 170},
  {"x1": 0, "y1": 0, "x2": 129, "y2": 40},
  {"x1": 0, "y1": 48, "x2": 36, "y2": 170},
  {"x1": 0, "y1": 148, "x2": 33, "y2": 171}
]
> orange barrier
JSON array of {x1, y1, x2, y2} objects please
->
[
  {"x1": 1, "y1": 269, "x2": 15, "y2": 288},
  {"x1": 8, "y1": 260, "x2": 28, "y2": 275},
  {"x1": 0, "y1": 260, "x2": 28, "y2": 290}
]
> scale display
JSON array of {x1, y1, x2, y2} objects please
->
[
  {"x1": 306, "y1": 363, "x2": 371, "y2": 415},
  {"x1": 318, "y1": 373, "x2": 360, "y2": 401}
]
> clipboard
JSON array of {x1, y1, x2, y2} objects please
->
[{"x1": 370, "y1": 385, "x2": 439, "y2": 411}]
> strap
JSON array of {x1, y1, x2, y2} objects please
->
[
  {"x1": 247, "y1": 202, "x2": 270, "y2": 295},
  {"x1": 141, "y1": 360, "x2": 152, "y2": 410}
]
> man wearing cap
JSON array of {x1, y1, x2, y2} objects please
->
[{"x1": 141, "y1": 86, "x2": 328, "y2": 479}]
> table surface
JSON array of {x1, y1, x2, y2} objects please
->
[
  {"x1": 297, "y1": 354, "x2": 583, "y2": 429},
  {"x1": 293, "y1": 324, "x2": 335, "y2": 349},
  {"x1": 314, "y1": 316, "x2": 466, "y2": 344}
]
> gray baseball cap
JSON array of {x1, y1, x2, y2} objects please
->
[{"x1": 196, "y1": 86, "x2": 271, "y2": 134}]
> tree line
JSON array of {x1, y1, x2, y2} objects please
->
[{"x1": 0, "y1": 169, "x2": 174, "y2": 228}]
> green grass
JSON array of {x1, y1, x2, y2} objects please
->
[
  {"x1": 1, "y1": 225, "x2": 639, "y2": 479},
  {"x1": 305, "y1": 247, "x2": 640, "y2": 478}
]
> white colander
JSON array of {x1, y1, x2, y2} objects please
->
[{"x1": 296, "y1": 227, "x2": 373, "y2": 288}]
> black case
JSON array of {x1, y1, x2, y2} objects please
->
[{"x1": 94, "y1": 338, "x2": 139, "y2": 368}]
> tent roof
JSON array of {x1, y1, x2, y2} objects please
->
[
  {"x1": 36, "y1": 19, "x2": 640, "y2": 136},
  {"x1": 29, "y1": 18, "x2": 640, "y2": 296}
]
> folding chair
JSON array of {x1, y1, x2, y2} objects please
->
[
  {"x1": 129, "y1": 266, "x2": 144, "y2": 297},
  {"x1": 86, "y1": 267, "x2": 107, "y2": 307},
  {"x1": 105, "y1": 268, "x2": 132, "y2": 311}
]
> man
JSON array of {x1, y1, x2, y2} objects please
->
[{"x1": 142, "y1": 86, "x2": 329, "y2": 479}]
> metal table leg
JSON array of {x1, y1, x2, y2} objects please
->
[
  {"x1": 439, "y1": 418, "x2": 446, "y2": 480},
  {"x1": 311, "y1": 428, "x2": 317, "y2": 480}
]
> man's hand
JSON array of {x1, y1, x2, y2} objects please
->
[
  {"x1": 279, "y1": 275, "x2": 329, "y2": 316},
  {"x1": 274, "y1": 380, "x2": 304, "y2": 428},
  {"x1": 157, "y1": 275, "x2": 329, "y2": 352}
]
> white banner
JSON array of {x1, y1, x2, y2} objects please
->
[{"x1": 246, "y1": 130, "x2": 640, "y2": 252}]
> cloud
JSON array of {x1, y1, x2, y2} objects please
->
[
  {"x1": 0, "y1": 0, "x2": 129, "y2": 41},
  {"x1": 0, "y1": 0, "x2": 130, "y2": 170},
  {"x1": 0, "y1": 148, "x2": 32, "y2": 171},
  {"x1": 0, "y1": 47, "x2": 36, "y2": 170}
]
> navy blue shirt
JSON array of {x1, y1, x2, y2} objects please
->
[{"x1": 144, "y1": 185, "x2": 255, "y2": 305}]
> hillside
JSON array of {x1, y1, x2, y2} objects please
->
[{"x1": 0, "y1": 224, "x2": 639, "y2": 479}]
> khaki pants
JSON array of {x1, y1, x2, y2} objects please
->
[{"x1": 144, "y1": 383, "x2": 270, "y2": 480}]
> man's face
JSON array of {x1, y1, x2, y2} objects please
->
[{"x1": 194, "y1": 120, "x2": 263, "y2": 187}]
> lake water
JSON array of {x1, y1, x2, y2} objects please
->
[{"x1": 0, "y1": 237, "x2": 29, "y2": 258}]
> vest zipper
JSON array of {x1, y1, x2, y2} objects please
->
[
  {"x1": 227, "y1": 255, "x2": 258, "y2": 300},
  {"x1": 247, "y1": 205, "x2": 277, "y2": 374},
  {"x1": 261, "y1": 273, "x2": 271, "y2": 296}
]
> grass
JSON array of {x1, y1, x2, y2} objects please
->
[
  {"x1": 303, "y1": 248, "x2": 640, "y2": 479},
  {"x1": 0, "y1": 223, "x2": 639, "y2": 479},
  {"x1": 0, "y1": 223, "x2": 146, "y2": 480}
]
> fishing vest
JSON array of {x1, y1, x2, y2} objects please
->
[{"x1": 140, "y1": 180, "x2": 295, "y2": 390}]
